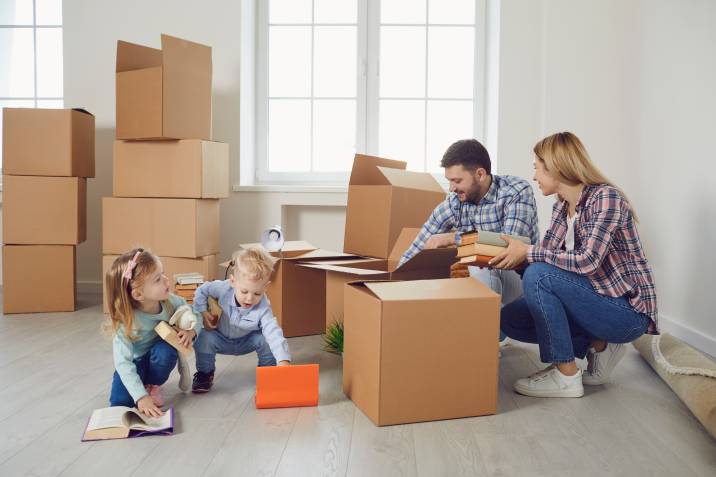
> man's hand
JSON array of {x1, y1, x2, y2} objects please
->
[
  {"x1": 425, "y1": 233, "x2": 455, "y2": 249},
  {"x1": 137, "y1": 395, "x2": 163, "y2": 418},
  {"x1": 176, "y1": 328, "x2": 196, "y2": 348},
  {"x1": 489, "y1": 235, "x2": 530, "y2": 270},
  {"x1": 202, "y1": 311, "x2": 218, "y2": 330}
]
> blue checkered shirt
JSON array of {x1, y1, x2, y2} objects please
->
[{"x1": 399, "y1": 175, "x2": 540, "y2": 265}]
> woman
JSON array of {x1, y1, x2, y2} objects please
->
[{"x1": 490, "y1": 132, "x2": 658, "y2": 398}]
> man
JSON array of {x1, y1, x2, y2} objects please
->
[{"x1": 400, "y1": 139, "x2": 539, "y2": 340}]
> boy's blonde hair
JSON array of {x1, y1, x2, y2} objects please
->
[
  {"x1": 104, "y1": 247, "x2": 174, "y2": 340},
  {"x1": 231, "y1": 247, "x2": 274, "y2": 282}
]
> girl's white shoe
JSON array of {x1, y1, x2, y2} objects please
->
[{"x1": 513, "y1": 365, "x2": 584, "y2": 398}]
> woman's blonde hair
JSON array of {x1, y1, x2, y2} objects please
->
[
  {"x1": 231, "y1": 247, "x2": 275, "y2": 282},
  {"x1": 533, "y1": 131, "x2": 638, "y2": 222},
  {"x1": 104, "y1": 248, "x2": 173, "y2": 340}
]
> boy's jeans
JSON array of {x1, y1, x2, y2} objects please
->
[
  {"x1": 468, "y1": 266, "x2": 523, "y2": 342},
  {"x1": 195, "y1": 330, "x2": 276, "y2": 374},
  {"x1": 109, "y1": 339, "x2": 177, "y2": 407},
  {"x1": 500, "y1": 262, "x2": 650, "y2": 363}
]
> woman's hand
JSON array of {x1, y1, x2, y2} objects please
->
[
  {"x1": 489, "y1": 235, "x2": 530, "y2": 270},
  {"x1": 176, "y1": 328, "x2": 196, "y2": 348},
  {"x1": 137, "y1": 395, "x2": 164, "y2": 418}
]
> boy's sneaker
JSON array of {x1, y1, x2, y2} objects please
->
[
  {"x1": 513, "y1": 365, "x2": 584, "y2": 398},
  {"x1": 144, "y1": 384, "x2": 165, "y2": 407},
  {"x1": 177, "y1": 354, "x2": 191, "y2": 392},
  {"x1": 583, "y1": 343, "x2": 626, "y2": 386},
  {"x1": 192, "y1": 371, "x2": 214, "y2": 394}
]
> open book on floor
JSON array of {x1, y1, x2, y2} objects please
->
[{"x1": 82, "y1": 406, "x2": 174, "y2": 441}]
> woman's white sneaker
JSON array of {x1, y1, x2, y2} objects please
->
[
  {"x1": 583, "y1": 343, "x2": 626, "y2": 385},
  {"x1": 513, "y1": 366, "x2": 584, "y2": 398}
]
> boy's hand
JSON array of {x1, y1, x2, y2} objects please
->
[
  {"x1": 137, "y1": 395, "x2": 163, "y2": 418},
  {"x1": 278, "y1": 360, "x2": 290, "y2": 366},
  {"x1": 202, "y1": 311, "x2": 218, "y2": 330},
  {"x1": 176, "y1": 329, "x2": 196, "y2": 348}
]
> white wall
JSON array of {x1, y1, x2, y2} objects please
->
[{"x1": 3, "y1": 0, "x2": 711, "y2": 353}]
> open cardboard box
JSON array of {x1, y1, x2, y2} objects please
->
[
  {"x1": 2, "y1": 108, "x2": 95, "y2": 177},
  {"x1": 113, "y1": 139, "x2": 229, "y2": 198},
  {"x1": 342, "y1": 278, "x2": 501, "y2": 426},
  {"x1": 116, "y1": 34, "x2": 212, "y2": 140},
  {"x1": 219, "y1": 242, "x2": 364, "y2": 337},
  {"x1": 343, "y1": 154, "x2": 446, "y2": 259},
  {"x1": 299, "y1": 228, "x2": 457, "y2": 330}
]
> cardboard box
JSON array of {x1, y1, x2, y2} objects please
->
[
  {"x1": 116, "y1": 34, "x2": 212, "y2": 140},
  {"x1": 343, "y1": 154, "x2": 446, "y2": 258},
  {"x1": 3, "y1": 245, "x2": 76, "y2": 313},
  {"x1": 227, "y1": 242, "x2": 362, "y2": 337},
  {"x1": 343, "y1": 278, "x2": 501, "y2": 426},
  {"x1": 299, "y1": 228, "x2": 456, "y2": 330},
  {"x1": 102, "y1": 198, "x2": 219, "y2": 257},
  {"x1": 3, "y1": 175, "x2": 87, "y2": 245},
  {"x1": 113, "y1": 139, "x2": 229, "y2": 198},
  {"x1": 2, "y1": 108, "x2": 95, "y2": 177},
  {"x1": 102, "y1": 254, "x2": 218, "y2": 313}
]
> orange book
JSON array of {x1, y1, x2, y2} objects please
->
[{"x1": 255, "y1": 364, "x2": 319, "y2": 409}]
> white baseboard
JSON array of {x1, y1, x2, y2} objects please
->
[
  {"x1": 658, "y1": 314, "x2": 716, "y2": 360},
  {"x1": 77, "y1": 281, "x2": 102, "y2": 295}
]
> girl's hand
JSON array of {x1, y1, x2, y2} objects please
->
[
  {"x1": 176, "y1": 329, "x2": 196, "y2": 348},
  {"x1": 137, "y1": 395, "x2": 164, "y2": 418},
  {"x1": 489, "y1": 235, "x2": 530, "y2": 270},
  {"x1": 202, "y1": 311, "x2": 218, "y2": 330},
  {"x1": 278, "y1": 360, "x2": 290, "y2": 366}
]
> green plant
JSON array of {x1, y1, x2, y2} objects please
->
[{"x1": 323, "y1": 319, "x2": 344, "y2": 355}]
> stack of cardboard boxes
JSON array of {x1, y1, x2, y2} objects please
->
[
  {"x1": 2, "y1": 108, "x2": 95, "y2": 313},
  {"x1": 101, "y1": 34, "x2": 228, "y2": 312}
]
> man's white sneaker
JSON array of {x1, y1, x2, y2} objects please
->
[
  {"x1": 583, "y1": 343, "x2": 626, "y2": 386},
  {"x1": 513, "y1": 366, "x2": 584, "y2": 398}
]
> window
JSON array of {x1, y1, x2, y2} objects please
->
[
  {"x1": 256, "y1": 0, "x2": 485, "y2": 184},
  {"x1": 0, "y1": 0, "x2": 64, "y2": 168}
]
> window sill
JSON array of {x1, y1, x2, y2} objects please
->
[{"x1": 232, "y1": 184, "x2": 348, "y2": 193}]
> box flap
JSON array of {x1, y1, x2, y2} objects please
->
[
  {"x1": 387, "y1": 228, "x2": 421, "y2": 262},
  {"x1": 348, "y1": 154, "x2": 406, "y2": 186},
  {"x1": 365, "y1": 277, "x2": 498, "y2": 302},
  {"x1": 299, "y1": 263, "x2": 389, "y2": 276},
  {"x1": 376, "y1": 167, "x2": 445, "y2": 193},
  {"x1": 161, "y1": 34, "x2": 212, "y2": 73},
  {"x1": 299, "y1": 257, "x2": 380, "y2": 267},
  {"x1": 386, "y1": 227, "x2": 457, "y2": 272},
  {"x1": 240, "y1": 240, "x2": 317, "y2": 258},
  {"x1": 71, "y1": 108, "x2": 94, "y2": 116},
  {"x1": 116, "y1": 40, "x2": 162, "y2": 72}
]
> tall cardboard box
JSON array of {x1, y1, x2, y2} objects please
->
[
  {"x1": 3, "y1": 245, "x2": 76, "y2": 313},
  {"x1": 2, "y1": 108, "x2": 95, "y2": 177},
  {"x1": 102, "y1": 197, "x2": 219, "y2": 257},
  {"x1": 113, "y1": 139, "x2": 229, "y2": 198},
  {"x1": 343, "y1": 154, "x2": 446, "y2": 259},
  {"x1": 102, "y1": 254, "x2": 218, "y2": 313},
  {"x1": 116, "y1": 34, "x2": 212, "y2": 140},
  {"x1": 3, "y1": 175, "x2": 87, "y2": 245},
  {"x1": 299, "y1": 228, "x2": 456, "y2": 330},
  {"x1": 343, "y1": 278, "x2": 501, "y2": 426},
  {"x1": 229, "y1": 242, "x2": 361, "y2": 337}
]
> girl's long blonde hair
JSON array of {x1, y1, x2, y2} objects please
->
[
  {"x1": 104, "y1": 248, "x2": 173, "y2": 340},
  {"x1": 533, "y1": 131, "x2": 638, "y2": 222}
]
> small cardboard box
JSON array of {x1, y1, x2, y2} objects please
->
[
  {"x1": 343, "y1": 154, "x2": 446, "y2": 259},
  {"x1": 116, "y1": 34, "x2": 212, "y2": 140},
  {"x1": 343, "y1": 278, "x2": 501, "y2": 426},
  {"x1": 3, "y1": 245, "x2": 76, "y2": 313},
  {"x1": 102, "y1": 254, "x2": 218, "y2": 313},
  {"x1": 113, "y1": 139, "x2": 229, "y2": 198},
  {"x1": 226, "y1": 242, "x2": 362, "y2": 338},
  {"x1": 2, "y1": 108, "x2": 95, "y2": 177},
  {"x1": 299, "y1": 228, "x2": 456, "y2": 330},
  {"x1": 102, "y1": 198, "x2": 219, "y2": 258},
  {"x1": 3, "y1": 175, "x2": 86, "y2": 245}
]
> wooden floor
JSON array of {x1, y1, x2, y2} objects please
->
[{"x1": 0, "y1": 292, "x2": 714, "y2": 477}]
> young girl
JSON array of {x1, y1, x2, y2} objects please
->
[{"x1": 105, "y1": 248, "x2": 202, "y2": 416}]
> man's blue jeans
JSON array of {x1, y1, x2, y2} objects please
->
[
  {"x1": 109, "y1": 339, "x2": 177, "y2": 407},
  {"x1": 469, "y1": 266, "x2": 522, "y2": 342},
  {"x1": 195, "y1": 330, "x2": 276, "y2": 374},
  {"x1": 500, "y1": 263, "x2": 650, "y2": 363}
]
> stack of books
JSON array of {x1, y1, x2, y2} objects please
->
[
  {"x1": 173, "y1": 273, "x2": 205, "y2": 304},
  {"x1": 457, "y1": 230, "x2": 531, "y2": 269}
]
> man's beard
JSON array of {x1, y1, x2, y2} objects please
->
[{"x1": 464, "y1": 183, "x2": 482, "y2": 204}]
